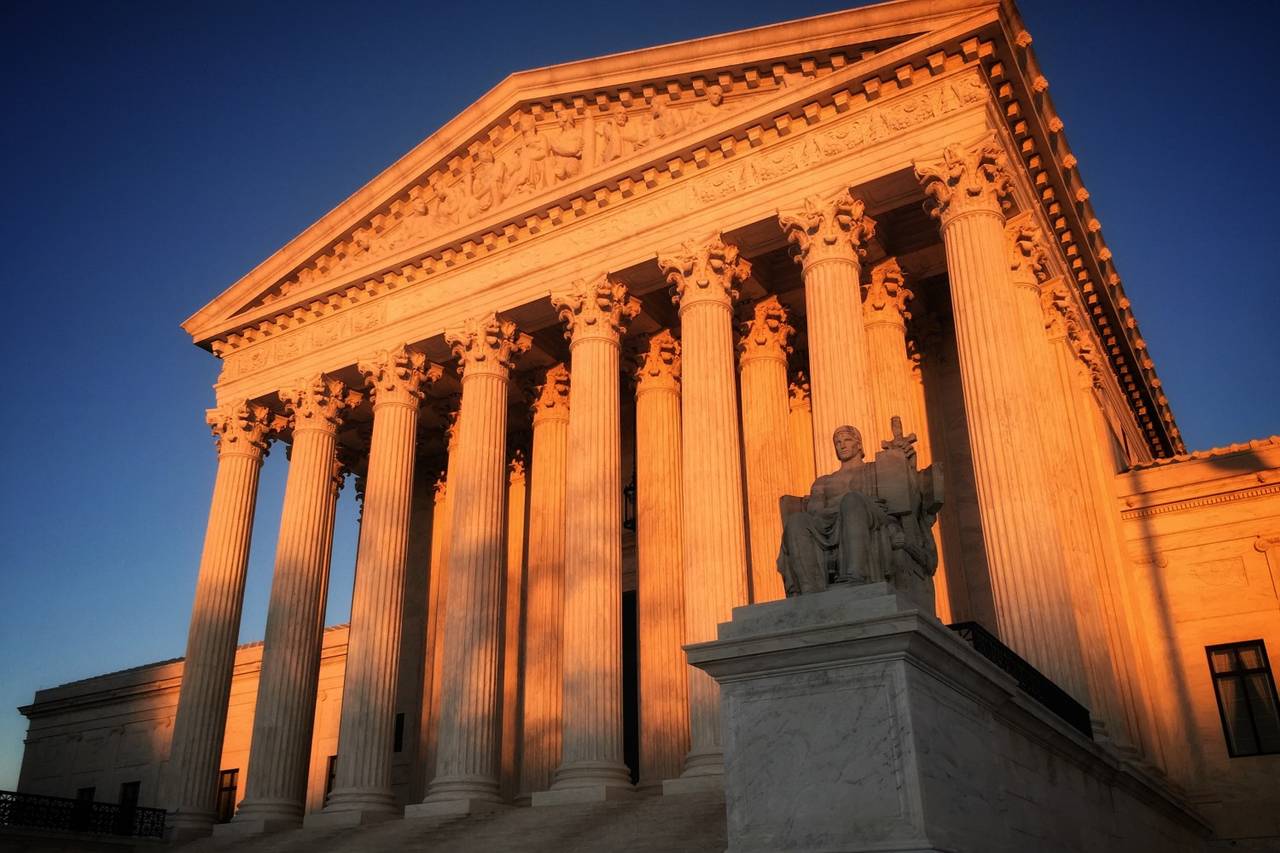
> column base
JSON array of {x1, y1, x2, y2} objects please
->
[
  {"x1": 405, "y1": 798, "x2": 513, "y2": 819},
  {"x1": 214, "y1": 816, "x2": 299, "y2": 837},
  {"x1": 532, "y1": 784, "x2": 635, "y2": 807},
  {"x1": 163, "y1": 810, "x2": 214, "y2": 842},
  {"x1": 303, "y1": 789, "x2": 400, "y2": 829},
  {"x1": 303, "y1": 807, "x2": 400, "y2": 829}
]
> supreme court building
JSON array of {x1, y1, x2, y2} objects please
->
[{"x1": 15, "y1": 1, "x2": 1280, "y2": 849}]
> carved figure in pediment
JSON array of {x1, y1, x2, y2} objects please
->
[
  {"x1": 549, "y1": 111, "x2": 584, "y2": 181},
  {"x1": 465, "y1": 149, "x2": 507, "y2": 219},
  {"x1": 650, "y1": 97, "x2": 685, "y2": 141},
  {"x1": 777, "y1": 419, "x2": 942, "y2": 614},
  {"x1": 598, "y1": 106, "x2": 633, "y2": 164},
  {"x1": 504, "y1": 112, "x2": 549, "y2": 200},
  {"x1": 692, "y1": 84, "x2": 725, "y2": 124},
  {"x1": 432, "y1": 177, "x2": 461, "y2": 228}
]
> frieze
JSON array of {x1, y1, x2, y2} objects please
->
[{"x1": 220, "y1": 68, "x2": 988, "y2": 383}]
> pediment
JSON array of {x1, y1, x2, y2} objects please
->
[{"x1": 182, "y1": 0, "x2": 1000, "y2": 345}]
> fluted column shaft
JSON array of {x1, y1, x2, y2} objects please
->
[
  {"x1": 519, "y1": 368, "x2": 570, "y2": 797},
  {"x1": 423, "y1": 315, "x2": 530, "y2": 807},
  {"x1": 634, "y1": 331, "x2": 690, "y2": 787},
  {"x1": 166, "y1": 403, "x2": 273, "y2": 837},
  {"x1": 862, "y1": 258, "x2": 919, "y2": 447},
  {"x1": 500, "y1": 455, "x2": 528, "y2": 799},
  {"x1": 916, "y1": 136, "x2": 1087, "y2": 701},
  {"x1": 547, "y1": 276, "x2": 638, "y2": 795},
  {"x1": 660, "y1": 235, "x2": 751, "y2": 780},
  {"x1": 738, "y1": 297, "x2": 794, "y2": 603},
  {"x1": 324, "y1": 348, "x2": 439, "y2": 818},
  {"x1": 780, "y1": 192, "x2": 877, "y2": 473},
  {"x1": 236, "y1": 378, "x2": 355, "y2": 828},
  {"x1": 787, "y1": 377, "x2": 816, "y2": 496}
]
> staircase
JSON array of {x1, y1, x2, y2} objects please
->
[{"x1": 176, "y1": 791, "x2": 727, "y2": 853}]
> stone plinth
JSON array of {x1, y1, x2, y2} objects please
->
[{"x1": 687, "y1": 583, "x2": 1209, "y2": 853}]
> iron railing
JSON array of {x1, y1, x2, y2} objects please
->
[
  {"x1": 948, "y1": 621, "x2": 1094, "y2": 739},
  {"x1": 0, "y1": 789, "x2": 166, "y2": 839}
]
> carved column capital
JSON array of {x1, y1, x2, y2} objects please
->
[
  {"x1": 1040, "y1": 279, "x2": 1079, "y2": 342},
  {"x1": 778, "y1": 189, "x2": 876, "y2": 270},
  {"x1": 508, "y1": 451, "x2": 527, "y2": 485},
  {"x1": 659, "y1": 234, "x2": 750, "y2": 313},
  {"x1": 788, "y1": 372, "x2": 811, "y2": 413},
  {"x1": 633, "y1": 329, "x2": 682, "y2": 395},
  {"x1": 862, "y1": 257, "x2": 913, "y2": 327},
  {"x1": 206, "y1": 401, "x2": 277, "y2": 459},
  {"x1": 531, "y1": 364, "x2": 571, "y2": 424},
  {"x1": 1006, "y1": 213, "x2": 1050, "y2": 294},
  {"x1": 279, "y1": 374, "x2": 362, "y2": 435},
  {"x1": 358, "y1": 345, "x2": 441, "y2": 408},
  {"x1": 914, "y1": 132, "x2": 1013, "y2": 223},
  {"x1": 551, "y1": 274, "x2": 640, "y2": 346},
  {"x1": 446, "y1": 313, "x2": 531, "y2": 379},
  {"x1": 738, "y1": 296, "x2": 794, "y2": 364}
]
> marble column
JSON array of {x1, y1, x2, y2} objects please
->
[
  {"x1": 737, "y1": 296, "x2": 795, "y2": 604},
  {"x1": 658, "y1": 234, "x2": 751, "y2": 787},
  {"x1": 914, "y1": 135, "x2": 1087, "y2": 701},
  {"x1": 166, "y1": 402, "x2": 274, "y2": 838},
  {"x1": 500, "y1": 452, "x2": 528, "y2": 799},
  {"x1": 862, "y1": 257, "x2": 919, "y2": 447},
  {"x1": 779, "y1": 191, "x2": 877, "y2": 473},
  {"x1": 633, "y1": 331, "x2": 690, "y2": 788},
  {"x1": 315, "y1": 347, "x2": 440, "y2": 825},
  {"x1": 233, "y1": 377, "x2": 357, "y2": 832},
  {"x1": 518, "y1": 366, "x2": 570, "y2": 799},
  {"x1": 415, "y1": 314, "x2": 530, "y2": 816},
  {"x1": 536, "y1": 275, "x2": 639, "y2": 804},
  {"x1": 786, "y1": 374, "x2": 815, "y2": 496},
  {"x1": 420, "y1": 404, "x2": 460, "y2": 790}
]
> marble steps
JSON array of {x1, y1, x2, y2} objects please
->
[{"x1": 177, "y1": 791, "x2": 726, "y2": 852}]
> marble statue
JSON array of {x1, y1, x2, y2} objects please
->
[{"x1": 777, "y1": 418, "x2": 942, "y2": 613}]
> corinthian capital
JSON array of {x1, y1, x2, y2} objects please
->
[
  {"x1": 659, "y1": 233, "x2": 751, "y2": 312},
  {"x1": 914, "y1": 132, "x2": 1012, "y2": 223},
  {"x1": 531, "y1": 364, "x2": 571, "y2": 424},
  {"x1": 358, "y1": 345, "x2": 441, "y2": 407},
  {"x1": 1005, "y1": 213, "x2": 1050, "y2": 292},
  {"x1": 862, "y1": 257, "x2": 913, "y2": 326},
  {"x1": 551, "y1": 274, "x2": 640, "y2": 345},
  {"x1": 279, "y1": 374, "x2": 362, "y2": 434},
  {"x1": 446, "y1": 313, "x2": 532, "y2": 379},
  {"x1": 207, "y1": 401, "x2": 277, "y2": 459},
  {"x1": 778, "y1": 189, "x2": 876, "y2": 270},
  {"x1": 1040, "y1": 279, "x2": 1082, "y2": 342},
  {"x1": 788, "y1": 372, "x2": 811, "y2": 413},
  {"x1": 633, "y1": 329, "x2": 681, "y2": 395},
  {"x1": 738, "y1": 296, "x2": 794, "y2": 364}
]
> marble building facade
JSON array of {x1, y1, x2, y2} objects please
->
[{"x1": 16, "y1": 0, "x2": 1280, "y2": 847}]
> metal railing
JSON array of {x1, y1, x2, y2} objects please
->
[
  {"x1": 0, "y1": 790, "x2": 166, "y2": 839},
  {"x1": 948, "y1": 621, "x2": 1094, "y2": 739}
]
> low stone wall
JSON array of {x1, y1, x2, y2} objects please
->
[{"x1": 687, "y1": 583, "x2": 1213, "y2": 853}]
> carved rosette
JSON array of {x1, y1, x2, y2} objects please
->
[
  {"x1": 738, "y1": 296, "x2": 794, "y2": 365},
  {"x1": 1005, "y1": 214, "x2": 1050, "y2": 293},
  {"x1": 278, "y1": 374, "x2": 361, "y2": 435},
  {"x1": 659, "y1": 234, "x2": 751, "y2": 313},
  {"x1": 551, "y1": 274, "x2": 640, "y2": 347},
  {"x1": 531, "y1": 364, "x2": 571, "y2": 425},
  {"x1": 862, "y1": 257, "x2": 913, "y2": 327},
  {"x1": 788, "y1": 373, "x2": 811, "y2": 413},
  {"x1": 778, "y1": 190, "x2": 877, "y2": 271},
  {"x1": 446, "y1": 313, "x2": 531, "y2": 379},
  {"x1": 206, "y1": 401, "x2": 276, "y2": 459},
  {"x1": 633, "y1": 329, "x2": 682, "y2": 395},
  {"x1": 358, "y1": 345, "x2": 441, "y2": 408},
  {"x1": 914, "y1": 133, "x2": 1013, "y2": 224}
]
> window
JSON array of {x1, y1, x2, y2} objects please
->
[
  {"x1": 394, "y1": 713, "x2": 405, "y2": 753},
  {"x1": 115, "y1": 781, "x2": 141, "y2": 835},
  {"x1": 1207, "y1": 640, "x2": 1280, "y2": 757},
  {"x1": 75, "y1": 787, "x2": 95, "y2": 803},
  {"x1": 215, "y1": 769, "x2": 239, "y2": 823},
  {"x1": 118, "y1": 781, "x2": 140, "y2": 808}
]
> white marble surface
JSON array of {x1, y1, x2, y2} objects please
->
[{"x1": 688, "y1": 584, "x2": 1211, "y2": 853}]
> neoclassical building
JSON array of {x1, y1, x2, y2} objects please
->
[{"x1": 16, "y1": 0, "x2": 1280, "y2": 848}]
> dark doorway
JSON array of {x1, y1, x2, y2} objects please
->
[{"x1": 622, "y1": 590, "x2": 639, "y2": 784}]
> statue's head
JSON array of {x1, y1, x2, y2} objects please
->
[{"x1": 832, "y1": 425, "x2": 863, "y2": 462}]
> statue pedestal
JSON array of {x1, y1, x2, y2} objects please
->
[{"x1": 686, "y1": 583, "x2": 1209, "y2": 853}]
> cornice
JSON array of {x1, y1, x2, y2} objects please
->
[{"x1": 1120, "y1": 483, "x2": 1280, "y2": 521}]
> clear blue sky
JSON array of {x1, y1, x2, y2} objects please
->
[{"x1": 0, "y1": 0, "x2": 1276, "y2": 790}]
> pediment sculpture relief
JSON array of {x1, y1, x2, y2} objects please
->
[{"x1": 777, "y1": 417, "x2": 943, "y2": 615}]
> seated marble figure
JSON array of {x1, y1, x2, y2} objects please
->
[{"x1": 776, "y1": 418, "x2": 943, "y2": 614}]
